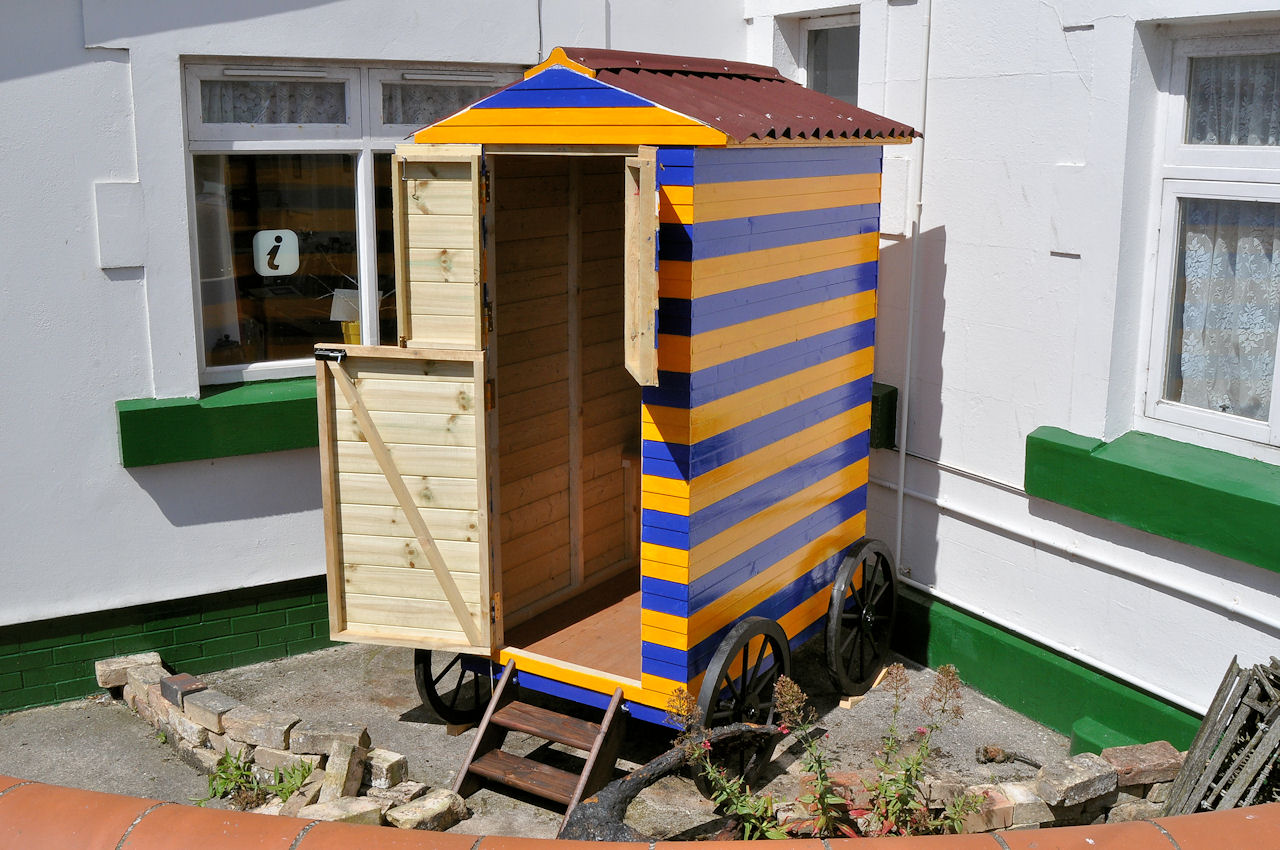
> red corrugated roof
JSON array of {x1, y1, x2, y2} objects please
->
[{"x1": 557, "y1": 47, "x2": 918, "y2": 143}]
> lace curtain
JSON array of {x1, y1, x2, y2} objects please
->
[
  {"x1": 381, "y1": 83, "x2": 491, "y2": 126},
  {"x1": 1167, "y1": 198, "x2": 1280, "y2": 420},
  {"x1": 1187, "y1": 52, "x2": 1280, "y2": 146},
  {"x1": 201, "y1": 80, "x2": 346, "y2": 124}
]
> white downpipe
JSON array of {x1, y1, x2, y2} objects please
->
[{"x1": 893, "y1": 0, "x2": 933, "y2": 564}]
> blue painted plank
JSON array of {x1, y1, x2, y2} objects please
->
[
  {"x1": 642, "y1": 375, "x2": 691, "y2": 410},
  {"x1": 642, "y1": 641, "x2": 689, "y2": 667},
  {"x1": 643, "y1": 509, "x2": 691, "y2": 533},
  {"x1": 504, "y1": 67, "x2": 606, "y2": 89},
  {"x1": 641, "y1": 454, "x2": 689, "y2": 481},
  {"x1": 641, "y1": 524, "x2": 690, "y2": 551},
  {"x1": 631, "y1": 701, "x2": 678, "y2": 728},
  {"x1": 642, "y1": 591, "x2": 689, "y2": 618},
  {"x1": 657, "y1": 298, "x2": 692, "y2": 336},
  {"x1": 474, "y1": 87, "x2": 655, "y2": 109},
  {"x1": 513, "y1": 670, "x2": 616, "y2": 711},
  {"x1": 642, "y1": 656, "x2": 691, "y2": 681},
  {"x1": 658, "y1": 147, "x2": 696, "y2": 167},
  {"x1": 658, "y1": 166, "x2": 694, "y2": 187},
  {"x1": 686, "y1": 263, "x2": 878, "y2": 335},
  {"x1": 658, "y1": 208, "x2": 879, "y2": 262},
  {"x1": 642, "y1": 576, "x2": 690, "y2": 601},
  {"x1": 693, "y1": 145, "x2": 882, "y2": 184}
]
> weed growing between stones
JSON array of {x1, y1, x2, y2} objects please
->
[
  {"x1": 193, "y1": 749, "x2": 266, "y2": 810},
  {"x1": 266, "y1": 760, "x2": 314, "y2": 803}
]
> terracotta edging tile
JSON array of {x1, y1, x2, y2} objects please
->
[
  {"x1": 0, "y1": 782, "x2": 162, "y2": 850},
  {"x1": 118, "y1": 803, "x2": 308, "y2": 849},
  {"x1": 299, "y1": 820, "x2": 484, "y2": 849},
  {"x1": 0, "y1": 775, "x2": 29, "y2": 795},
  {"x1": 997, "y1": 819, "x2": 1166, "y2": 848},
  {"x1": 1154, "y1": 802, "x2": 1280, "y2": 849},
  {"x1": 834, "y1": 834, "x2": 1002, "y2": 847}
]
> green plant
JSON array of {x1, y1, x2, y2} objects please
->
[
  {"x1": 265, "y1": 759, "x2": 314, "y2": 802},
  {"x1": 773, "y1": 675, "x2": 857, "y2": 838},
  {"x1": 192, "y1": 749, "x2": 266, "y2": 809},
  {"x1": 155, "y1": 730, "x2": 168, "y2": 745}
]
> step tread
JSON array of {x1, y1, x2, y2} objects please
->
[
  {"x1": 491, "y1": 701, "x2": 601, "y2": 751},
  {"x1": 468, "y1": 750, "x2": 579, "y2": 805}
]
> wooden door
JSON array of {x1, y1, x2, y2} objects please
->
[{"x1": 624, "y1": 147, "x2": 659, "y2": 387}]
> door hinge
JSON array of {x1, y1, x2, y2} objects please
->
[
  {"x1": 490, "y1": 594, "x2": 501, "y2": 625},
  {"x1": 484, "y1": 379, "x2": 496, "y2": 411}
]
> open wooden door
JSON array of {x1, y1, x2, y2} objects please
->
[
  {"x1": 624, "y1": 147, "x2": 659, "y2": 387},
  {"x1": 316, "y1": 142, "x2": 497, "y2": 655}
]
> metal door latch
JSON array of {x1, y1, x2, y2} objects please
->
[{"x1": 315, "y1": 348, "x2": 347, "y2": 363}]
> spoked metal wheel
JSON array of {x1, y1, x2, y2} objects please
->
[
  {"x1": 825, "y1": 538, "x2": 897, "y2": 696},
  {"x1": 413, "y1": 649, "x2": 497, "y2": 726},
  {"x1": 694, "y1": 617, "x2": 791, "y2": 798}
]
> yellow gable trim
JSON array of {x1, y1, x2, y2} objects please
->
[{"x1": 525, "y1": 47, "x2": 597, "y2": 79}]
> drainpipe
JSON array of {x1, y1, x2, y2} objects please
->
[{"x1": 892, "y1": 0, "x2": 934, "y2": 568}]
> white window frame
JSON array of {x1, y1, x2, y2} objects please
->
[
  {"x1": 1140, "y1": 32, "x2": 1280, "y2": 452},
  {"x1": 799, "y1": 11, "x2": 860, "y2": 98},
  {"x1": 185, "y1": 59, "x2": 520, "y2": 385}
]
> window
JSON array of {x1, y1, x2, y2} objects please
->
[
  {"x1": 1145, "y1": 36, "x2": 1280, "y2": 446},
  {"x1": 803, "y1": 13, "x2": 860, "y2": 105},
  {"x1": 185, "y1": 62, "x2": 519, "y2": 383}
]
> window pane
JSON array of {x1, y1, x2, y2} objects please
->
[
  {"x1": 375, "y1": 153, "x2": 397, "y2": 344},
  {"x1": 194, "y1": 153, "x2": 357, "y2": 366},
  {"x1": 200, "y1": 80, "x2": 346, "y2": 124},
  {"x1": 808, "y1": 25, "x2": 859, "y2": 105},
  {"x1": 1164, "y1": 197, "x2": 1280, "y2": 420},
  {"x1": 381, "y1": 82, "x2": 492, "y2": 127},
  {"x1": 1186, "y1": 53, "x2": 1280, "y2": 146}
]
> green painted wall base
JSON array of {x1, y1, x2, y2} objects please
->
[
  {"x1": 0, "y1": 577, "x2": 334, "y2": 713},
  {"x1": 892, "y1": 586, "x2": 1201, "y2": 753}
]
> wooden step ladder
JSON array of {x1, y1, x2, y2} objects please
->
[{"x1": 453, "y1": 661, "x2": 627, "y2": 827}]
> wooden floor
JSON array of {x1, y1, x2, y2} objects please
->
[{"x1": 504, "y1": 570, "x2": 642, "y2": 680}]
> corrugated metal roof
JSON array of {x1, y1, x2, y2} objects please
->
[{"x1": 557, "y1": 47, "x2": 918, "y2": 143}]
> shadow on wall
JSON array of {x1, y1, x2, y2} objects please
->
[{"x1": 126, "y1": 448, "x2": 322, "y2": 527}]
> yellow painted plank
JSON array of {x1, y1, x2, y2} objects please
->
[
  {"x1": 640, "y1": 608, "x2": 689, "y2": 635},
  {"x1": 695, "y1": 172, "x2": 880, "y2": 205},
  {"x1": 689, "y1": 233, "x2": 879, "y2": 299},
  {"x1": 430, "y1": 106, "x2": 707, "y2": 127},
  {"x1": 641, "y1": 559, "x2": 688, "y2": 585},
  {"x1": 658, "y1": 261, "x2": 692, "y2": 300},
  {"x1": 641, "y1": 404, "x2": 691, "y2": 445},
  {"x1": 778, "y1": 583, "x2": 834, "y2": 641},
  {"x1": 696, "y1": 188, "x2": 881, "y2": 223},
  {"x1": 640, "y1": 491, "x2": 689, "y2": 518},
  {"x1": 417, "y1": 123, "x2": 727, "y2": 146},
  {"x1": 687, "y1": 290, "x2": 876, "y2": 372},
  {"x1": 641, "y1": 541, "x2": 689, "y2": 569},
  {"x1": 498, "y1": 648, "x2": 649, "y2": 703},
  {"x1": 641, "y1": 475, "x2": 690, "y2": 499},
  {"x1": 641, "y1": 622, "x2": 690, "y2": 650},
  {"x1": 641, "y1": 672, "x2": 693, "y2": 698},
  {"x1": 690, "y1": 347, "x2": 874, "y2": 442},
  {"x1": 689, "y1": 459, "x2": 869, "y2": 582}
]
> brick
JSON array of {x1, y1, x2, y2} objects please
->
[
  {"x1": 364, "y1": 748, "x2": 408, "y2": 790},
  {"x1": 56, "y1": 679, "x2": 95, "y2": 700},
  {"x1": 22, "y1": 661, "x2": 85, "y2": 687},
  {"x1": 252, "y1": 746, "x2": 322, "y2": 774},
  {"x1": 1036, "y1": 753, "x2": 1118, "y2": 807},
  {"x1": 279, "y1": 774, "x2": 325, "y2": 818},
  {"x1": 299, "y1": 797, "x2": 384, "y2": 825},
  {"x1": 231, "y1": 647, "x2": 281, "y2": 667},
  {"x1": 174, "y1": 621, "x2": 232, "y2": 643},
  {"x1": 167, "y1": 704, "x2": 209, "y2": 747},
  {"x1": 145, "y1": 612, "x2": 202, "y2": 631},
  {"x1": 385, "y1": 788, "x2": 468, "y2": 831},
  {"x1": 960, "y1": 784, "x2": 1013, "y2": 833},
  {"x1": 366, "y1": 781, "x2": 428, "y2": 806},
  {"x1": 232, "y1": 611, "x2": 287, "y2": 634},
  {"x1": 1107, "y1": 799, "x2": 1165, "y2": 823},
  {"x1": 202, "y1": 634, "x2": 257, "y2": 657},
  {"x1": 998, "y1": 780, "x2": 1054, "y2": 826},
  {"x1": 222, "y1": 705, "x2": 299, "y2": 750},
  {"x1": 1100, "y1": 740, "x2": 1184, "y2": 786},
  {"x1": 0, "y1": 649, "x2": 51, "y2": 675},
  {"x1": 256, "y1": 624, "x2": 314, "y2": 648},
  {"x1": 160, "y1": 673, "x2": 206, "y2": 707},
  {"x1": 54, "y1": 638, "x2": 117, "y2": 665},
  {"x1": 124, "y1": 663, "x2": 169, "y2": 695},
  {"x1": 318, "y1": 742, "x2": 368, "y2": 802},
  {"x1": 289, "y1": 720, "x2": 370, "y2": 755},
  {"x1": 183, "y1": 689, "x2": 242, "y2": 733},
  {"x1": 113, "y1": 633, "x2": 170, "y2": 654},
  {"x1": 146, "y1": 684, "x2": 170, "y2": 720},
  {"x1": 121, "y1": 684, "x2": 138, "y2": 710}
]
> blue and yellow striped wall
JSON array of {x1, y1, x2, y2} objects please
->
[{"x1": 637, "y1": 145, "x2": 883, "y2": 718}]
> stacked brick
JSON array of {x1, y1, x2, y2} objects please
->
[{"x1": 95, "y1": 653, "x2": 468, "y2": 831}]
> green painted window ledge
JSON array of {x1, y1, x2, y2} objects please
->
[
  {"x1": 1025, "y1": 426, "x2": 1280, "y2": 575},
  {"x1": 116, "y1": 378, "x2": 318, "y2": 467}
]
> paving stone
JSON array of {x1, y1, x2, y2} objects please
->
[
  {"x1": 1107, "y1": 799, "x2": 1165, "y2": 823},
  {"x1": 95, "y1": 653, "x2": 164, "y2": 688},
  {"x1": 288, "y1": 720, "x2": 370, "y2": 755},
  {"x1": 279, "y1": 775, "x2": 325, "y2": 818},
  {"x1": 959, "y1": 783, "x2": 1013, "y2": 833},
  {"x1": 299, "y1": 797, "x2": 384, "y2": 825},
  {"x1": 1100, "y1": 741, "x2": 1184, "y2": 786},
  {"x1": 126, "y1": 665, "x2": 169, "y2": 700},
  {"x1": 183, "y1": 689, "x2": 242, "y2": 733},
  {"x1": 998, "y1": 780, "x2": 1054, "y2": 826},
  {"x1": 167, "y1": 704, "x2": 209, "y2": 747},
  {"x1": 221, "y1": 705, "x2": 299, "y2": 749},
  {"x1": 1035, "y1": 753, "x2": 1118, "y2": 807},
  {"x1": 252, "y1": 746, "x2": 322, "y2": 774},
  {"x1": 318, "y1": 742, "x2": 368, "y2": 802},
  {"x1": 160, "y1": 673, "x2": 206, "y2": 708},
  {"x1": 385, "y1": 788, "x2": 469, "y2": 830},
  {"x1": 365, "y1": 781, "x2": 428, "y2": 806},
  {"x1": 365, "y1": 748, "x2": 408, "y2": 790}
]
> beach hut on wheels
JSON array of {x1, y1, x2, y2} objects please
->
[{"x1": 314, "y1": 46, "x2": 916, "y2": 815}]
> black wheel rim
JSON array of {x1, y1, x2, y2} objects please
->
[
  {"x1": 414, "y1": 649, "x2": 494, "y2": 725},
  {"x1": 825, "y1": 539, "x2": 897, "y2": 696},
  {"x1": 694, "y1": 618, "x2": 791, "y2": 797}
]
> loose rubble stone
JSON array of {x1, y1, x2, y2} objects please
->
[
  {"x1": 820, "y1": 769, "x2": 877, "y2": 808},
  {"x1": 147, "y1": 684, "x2": 171, "y2": 720},
  {"x1": 1036, "y1": 753, "x2": 1118, "y2": 807},
  {"x1": 249, "y1": 798, "x2": 285, "y2": 816},
  {"x1": 365, "y1": 781, "x2": 429, "y2": 806},
  {"x1": 960, "y1": 784, "x2": 1013, "y2": 833},
  {"x1": 183, "y1": 690, "x2": 242, "y2": 733},
  {"x1": 121, "y1": 684, "x2": 138, "y2": 710},
  {"x1": 279, "y1": 775, "x2": 325, "y2": 818},
  {"x1": 385, "y1": 788, "x2": 469, "y2": 831},
  {"x1": 365, "y1": 748, "x2": 408, "y2": 790},
  {"x1": 133, "y1": 696, "x2": 158, "y2": 728},
  {"x1": 288, "y1": 720, "x2": 370, "y2": 755},
  {"x1": 1147, "y1": 782, "x2": 1173, "y2": 804},
  {"x1": 125, "y1": 665, "x2": 169, "y2": 700},
  {"x1": 160, "y1": 673, "x2": 206, "y2": 708},
  {"x1": 1107, "y1": 799, "x2": 1165, "y2": 823},
  {"x1": 924, "y1": 773, "x2": 968, "y2": 808},
  {"x1": 175, "y1": 740, "x2": 221, "y2": 774},
  {"x1": 252, "y1": 746, "x2": 322, "y2": 774},
  {"x1": 999, "y1": 780, "x2": 1054, "y2": 826},
  {"x1": 1100, "y1": 741, "x2": 1183, "y2": 786},
  {"x1": 222, "y1": 705, "x2": 300, "y2": 750},
  {"x1": 207, "y1": 732, "x2": 254, "y2": 760},
  {"x1": 298, "y1": 797, "x2": 384, "y2": 825},
  {"x1": 95, "y1": 653, "x2": 164, "y2": 688},
  {"x1": 167, "y1": 705, "x2": 209, "y2": 747},
  {"x1": 318, "y1": 742, "x2": 368, "y2": 802}
]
